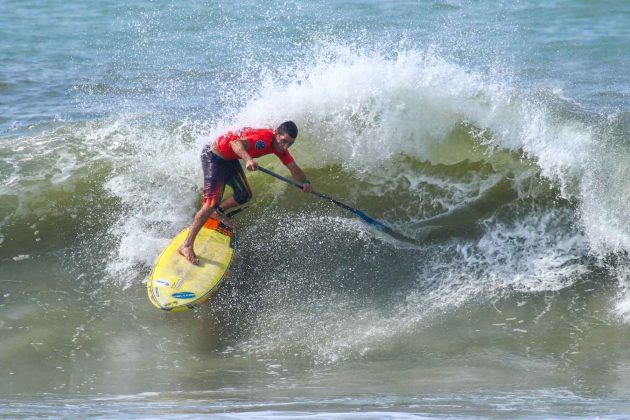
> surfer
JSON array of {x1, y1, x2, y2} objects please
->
[{"x1": 178, "y1": 121, "x2": 312, "y2": 264}]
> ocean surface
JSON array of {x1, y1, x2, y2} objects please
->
[{"x1": 1, "y1": 0, "x2": 629, "y2": 417}]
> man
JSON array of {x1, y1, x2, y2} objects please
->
[{"x1": 178, "y1": 121, "x2": 312, "y2": 264}]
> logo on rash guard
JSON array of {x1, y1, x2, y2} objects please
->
[{"x1": 255, "y1": 140, "x2": 265, "y2": 150}]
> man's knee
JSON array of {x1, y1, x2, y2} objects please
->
[{"x1": 234, "y1": 190, "x2": 253, "y2": 205}]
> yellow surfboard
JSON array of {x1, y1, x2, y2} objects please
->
[{"x1": 147, "y1": 218, "x2": 236, "y2": 312}]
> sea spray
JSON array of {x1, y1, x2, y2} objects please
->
[{"x1": 3, "y1": 1, "x2": 630, "y2": 413}]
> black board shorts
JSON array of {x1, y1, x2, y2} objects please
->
[{"x1": 201, "y1": 145, "x2": 252, "y2": 208}]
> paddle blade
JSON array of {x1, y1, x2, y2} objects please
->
[
  {"x1": 354, "y1": 210, "x2": 418, "y2": 244},
  {"x1": 355, "y1": 210, "x2": 389, "y2": 230}
]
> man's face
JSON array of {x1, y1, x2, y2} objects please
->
[{"x1": 274, "y1": 132, "x2": 295, "y2": 152}]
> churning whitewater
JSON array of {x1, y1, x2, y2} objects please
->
[{"x1": 1, "y1": 0, "x2": 629, "y2": 417}]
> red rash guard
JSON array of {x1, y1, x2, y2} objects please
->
[{"x1": 214, "y1": 128, "x2": 294, "y2": 165}]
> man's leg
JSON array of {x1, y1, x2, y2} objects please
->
[
  {"x1": 178, "y1": 203, "x2": 215, "y2": 265},
  {"x1": 210, "y1": 160, "x2": 252, "y2": 219},
  {"x1": 224, "y1": 161, "x2": 253, "y2": 208},
  {"x1": 178, "y1": 147, "x2": 225, "y2": 265},
  {"x1": 212, "y1": 196, "x2": 239, "y2": 216}
]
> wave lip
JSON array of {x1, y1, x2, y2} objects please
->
[{"x1": 224, "y1": 46, "x2": 627, "y2": 257}]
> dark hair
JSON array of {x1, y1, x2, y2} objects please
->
[{"x1": 277, "y1": 121, "x2": 298, "y2": 138}]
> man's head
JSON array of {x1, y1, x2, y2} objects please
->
[{"x1": 274, "y1": 121, "x2": 298, "y2": 152}]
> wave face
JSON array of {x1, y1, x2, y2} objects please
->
[
  {"x1": 1, "y1": 0, "x2": 629, "y2": 413},
  {"x1": 3, "y1": 45, "x2": 626, "y2": 358}
]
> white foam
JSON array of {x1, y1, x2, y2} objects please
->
[
  {"x1": 237, "y1": 207, "x2": 590, "y2": 363},
  {"x1": 102, "y1": 120, "x2": 203, "y2": 281},
  {"x1": 95, "y1": 43, "x2": 626, "y2": 296},
  {"x1": 466, "y1": 210, "x2": 590, "y2": 292},
  {"x1": 219, "y1": 44, "x2": 627, "y2": 256}
]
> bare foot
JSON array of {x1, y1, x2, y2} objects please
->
[{"x1": 178, "y1": 244, "x2": 199, "y2": 265}]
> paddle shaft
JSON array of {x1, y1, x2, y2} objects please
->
[
  {"x1": 256, "y1": 166, "x2": 418, "y2": 244},
  {"x1": 256, "y1": 167, "x2": 359, "y2": 213},
  {"x1": 257, "y1": 165, "x2": 421, "y2": 234}
]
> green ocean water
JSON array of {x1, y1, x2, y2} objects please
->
[{"x1": 1, "y1": 0, "x2": 630, "y2": 417}]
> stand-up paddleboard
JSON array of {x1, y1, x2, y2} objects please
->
[{"x1": 147, "y1": 218, "x2": 236, "y2": 312}]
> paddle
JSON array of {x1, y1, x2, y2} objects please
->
[{"x1": 257, "y1": 166, "x2": 416, "y2": 243}]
